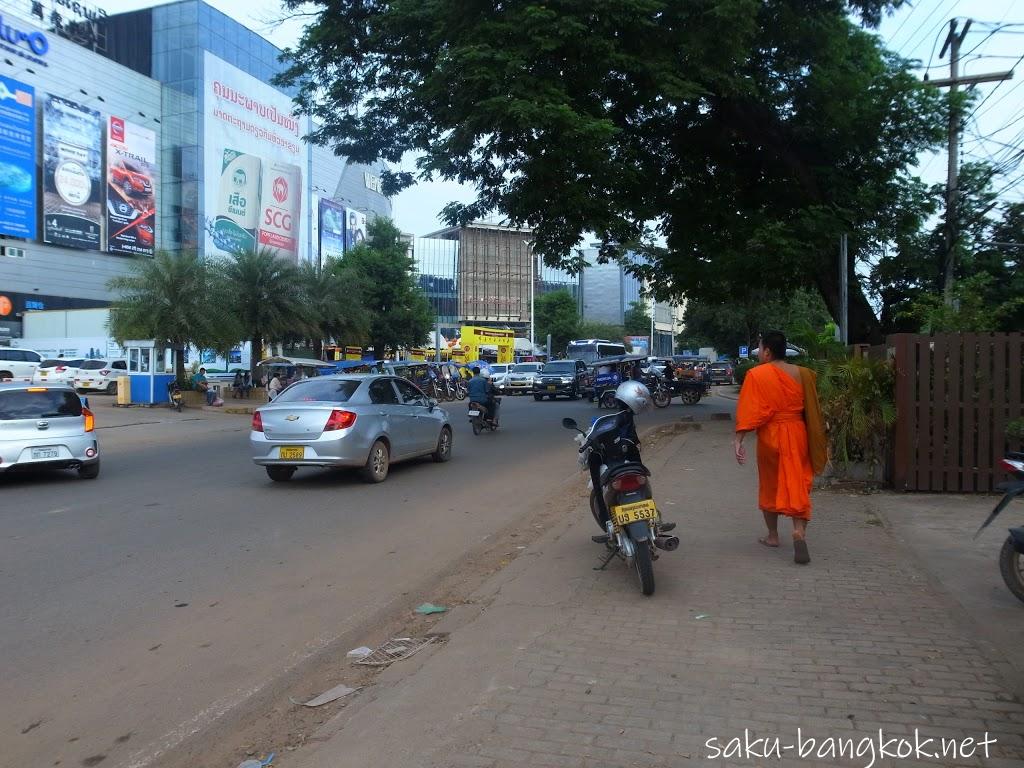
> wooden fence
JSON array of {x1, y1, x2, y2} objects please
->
[{"x1": 891, "y1": 333, "x2": 1024, "y2": 492}]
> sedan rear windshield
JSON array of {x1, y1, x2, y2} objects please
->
[
  {"x1": 542, "y1": 363, "x2": 575, "y2": 374},
  {"x1": 273, "y1": 379, "x2": 361, "y2": 403},
  {"x1": 0, "y1": 389, "x2": 83, "y2": 420},
  {"x1": 710, "y1": 363, "x2": 731, "y2": 370},
  {"x1": 39, "y1": 359, "x2": 84, "y2": 369},
  {"x1": 79, "y1": 360, "x2": 108, "y2": 370}
]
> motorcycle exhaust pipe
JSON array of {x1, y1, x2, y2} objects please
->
[{"x1": 654, "y1": 535, "x2": 680, "y2": 552}]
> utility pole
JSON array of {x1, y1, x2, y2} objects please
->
[{"x1": 929, "y1": 19, "x2": 1014, "y2": 307}]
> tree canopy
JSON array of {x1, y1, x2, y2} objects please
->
[
  {"x1": 534, "y1": 290, "x2": 581, "y2": 354},
  {"x1": 278, "y1": 0, "x2": 945, "y2": 343}
]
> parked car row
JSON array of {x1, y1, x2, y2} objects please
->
[{"x1": 0, "y1": 349, "x2": 128, "y2": 394}]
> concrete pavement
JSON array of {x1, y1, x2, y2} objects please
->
[{"x1": 287, "y1": 421, "x2": 1024, "y2": 768}]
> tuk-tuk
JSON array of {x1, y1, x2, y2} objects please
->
[
  {"x1": 589, "y1": 354, "x2": 647, "y2": 408},
  {"x1": 257, "y1": 356, "x2": 337, "y2": 386}
]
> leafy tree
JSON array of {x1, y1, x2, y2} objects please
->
[
  {"x1": 214, "y1": 248, "x2": 306, "y2": 377},
  {"x1": 341, "y1": 217, "x2": 433, "y2": 358},
  {"x1": 576, "y1": 320, "x2": 625, "y2": 344},
  {"x1": 299, "y1": 258, "x2": 369, "y2": 359},
  {"x1": 278, "y1": 0, "x2": 945, "y2": 344},
  {"x1": 623, "y1": 301, "x2": 652, "y2": 338},
  {"x1": 107, "y1": 250, "x2": 225, "y2": 381},
  {"x1": 534, "y1": 290, "x2": 579, "y2": 356}
]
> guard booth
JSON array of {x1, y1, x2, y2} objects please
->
[
  {"x1": 123, "y1": 340, "x2": 177, "y2": 405},
  {"x1": 459, "y1": 326, "x2": 515, "y2": 364}
]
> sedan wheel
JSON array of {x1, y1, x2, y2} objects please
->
[
  {"x1": 266, "y1": 466, "x2": 295, "y2": 482},
  {"x1": 106, "y1": 381, "x2": 117, "y2": 395},
  {"x1": 361, "y1": 439, "x2": 390, "y2": 483},
  {"x1": 432, "y1": 426, "x2": 453, "y2": 463}
]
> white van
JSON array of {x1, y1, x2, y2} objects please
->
[{"x1": 0, "y1": 348, "x2": 43, "y2": 382}]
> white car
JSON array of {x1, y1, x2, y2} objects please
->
[
  {"x1": 33, "y1": 358, "x2": 86, "y2": 385},
  {"x1": 0, "y1": 348, "x2": 43, "y2": 382},
  {"x1": 505, "y1": 362, "x2": 544, "y2": 394},
  {"x1": 489, "y1": 363, "x2": 513, "y2": 391},
  {"x1": 74, "y1": 359, "x2": 129, "y2": 394}
]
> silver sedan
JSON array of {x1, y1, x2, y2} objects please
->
[
  {"x1": 0, "y1": 382, "x2": 101, "y2": 479},
  {"x1": 250, "y1": 374, "x2": 453, "y2": 483}
]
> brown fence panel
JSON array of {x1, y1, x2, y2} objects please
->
[{"x1": 889, "y1": 332, "x2": 1024, "y2": 492}]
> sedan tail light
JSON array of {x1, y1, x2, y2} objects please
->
[
  {"x1": 324, "y1": 409, "x2": 357, "y2": 431},
  {"x1": 251, "y1": 412, "x2": 264, "y2": 432},
  {"x1": 99, "y1": 370, "x2": 111, "y2": 376},
  {"x1": 611, "y1": 474, "x2": 648, "y2": 492},
  {"x1": 83, "y1": 407, "x2": 95, "y2": 433},
  {"x1": 55, "y1": 366, "x2": 67, "y2": 372}
]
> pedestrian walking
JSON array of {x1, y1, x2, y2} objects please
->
[{"x1": 734, "y1": 330, "x2": 826, "y2": 564}]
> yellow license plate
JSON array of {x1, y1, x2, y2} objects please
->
[
  {"x1": 547, "y1": 385, "x2": 557, "y2": 391},
  {"x1": 279, "y1": 446, "x2": 304, "y2": 460},
  {"x1": 611, "y1": 499, "x2": 657, "y2": 526}
]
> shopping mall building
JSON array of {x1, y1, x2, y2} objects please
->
[{"x1": 0, "y1": 0, "x2": 391, "y2": 340}]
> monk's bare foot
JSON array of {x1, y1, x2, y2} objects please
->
[
  {"x1": 793, "y1": 537, "x2": 810, "y2": 565},
  {"x1": 758, "y1": 536, "x2": 780, "y2": 548}
]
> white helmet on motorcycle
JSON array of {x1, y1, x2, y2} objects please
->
[{"x1": 614, "y1": 380, "x2": 652, "y2": 415}]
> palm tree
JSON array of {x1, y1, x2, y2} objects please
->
[
  {"x1": 107, "y1": 250, "x2": 217, "y2": 381},
  {"x1": 299, "y1": 258, "x2": 369, "y2": 359},
  {"x1": 215, "y1": 248, "x2": 306, "y2": 377}
]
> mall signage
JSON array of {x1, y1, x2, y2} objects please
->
[
  {"x1": 0, "y1": 75, "x2": 37, "y2": 239},
  {"x1": 0, "y1": 14, "x2": 50, "y2": 65}
]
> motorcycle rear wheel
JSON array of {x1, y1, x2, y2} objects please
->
[
  {"x1": 633, "y1": 542, "x2": 655, "y2": 596},
  {"x1": 653, "y1": 389, "x2": 671, "y2": 408},
  {"x1": 999, "y1": 537, "x2": 1024, "y2": 604},
  {"x1": 599, "y1": 391, "x2": 617, "y2": 409},
  {"x1": 472, "y1": 418, "x2": 482, "y2": 435}
]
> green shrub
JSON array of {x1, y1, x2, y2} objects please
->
[
  {"x1": 734, "y1": 361, "x2": 757, "y2": 385},
  {"x1": 1008, "y1": 418, "x2": 1024, "y2": 441},
  {"x1": 815, "y1": 356, "x2": 896, "y2": 468}
]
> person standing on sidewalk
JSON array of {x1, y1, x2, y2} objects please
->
[{"x1": 734, "y1": 330, "x2": 825, "y2": 564}]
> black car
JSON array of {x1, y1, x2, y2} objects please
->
[
  {"x1": 533, "y1": 359, "x2": 590, "y2": 400},
  {"x1": 708, "y1": 361, "x2": 734, "y2": 385}
]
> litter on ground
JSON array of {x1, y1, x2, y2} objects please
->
[
  {"x1": 414, "y1": 603, "x2": 447, "y2": 615},
  {"x1": 354, "y1": 636, "x2": 441, "y2": 667},
  {"x1": 299, "y1": 683, "x2": 360, "y2": 707},
  {"x1": 346, "y1": 646, "x2": 373, "y2": 660}
]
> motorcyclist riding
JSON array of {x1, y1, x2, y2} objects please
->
[{"x1": 466, "y1": 366, "x2": 496, "y2": 423}]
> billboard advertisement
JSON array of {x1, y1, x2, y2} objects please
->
[
  {"x1": 0, "y1": 76, "x2": 37, "y2": 239},
  {"x1": 318, "y1": 198, "x2": 346, "y2": 261},
  {"x1": 43, "y1": 95, "x2": 103, "y2": 250},
  {"x1": 204, "y1": 52, "x2": 307, "y2": 263},
  {"x1": 345, "y1": 207, "x2": 367, "y2": 251},
  {"x1": 106, "y1": 116, "x2": 157, "y2": 256}
]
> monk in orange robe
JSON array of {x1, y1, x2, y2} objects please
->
[{"x1": 735, "y1": 331, "x2": 816, "y2": 564}]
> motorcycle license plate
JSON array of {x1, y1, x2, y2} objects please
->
[
  {"x1": 279, "y1": 446, "x2": 304, "y2": 460},
  {"x1": 468, "y1": 410, "x2": 481, "y2": 416},
  {"x1": 547, "y1": 385, "x2": 557, "y2": 391},
  {"x1": 611, "y1": 499, "x2": 657, "y2": 526}
]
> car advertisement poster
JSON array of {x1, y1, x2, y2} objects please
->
[
  {"x1": 42, "y1": 95, "x2": 103, "y2": 250},
  {"x1": 0, "y1": 76, "x2": 37, "y2": 239},
  {"x1": 344, "y1": 207, "x2": 367, "y2": 251},
  {"x1": 318, "y1": 198, "x2": 346, "y2": 261},
  {"x1": 204, "y1": 52, "x2": 307, "y2": 263},
  {"x1": 106, "y1": 116, "x2": 157, "y2": 256}
]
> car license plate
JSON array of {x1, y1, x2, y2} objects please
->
[
  {"x1": 547, "y1": 385, "x2": 557, "y2": 391},
  {"x1": 611, "y1": 499, "x2": 657, "y2": 526},
  {"x1": 279, "y1": 446, "x2": 304, "y2": 460},
  {"x1": 468, "y1": 410, "x2": 481, "y2": 416},
  {"x1": 31, "y1": 447, "x2": 59, "y2": 460}
]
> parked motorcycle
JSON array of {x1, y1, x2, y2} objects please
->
[
  {"x1": 562, "y1": 403, "x2": 677, "y2": 596},
  {"x1": 646, "y1": 374, "x2": 672, "y2": 408},
  {"x1": 974, "y1": 452, "x2": 1024, "y2": 604},
  {"x1": 454, "y1": 379, "x2": 467, "y2": 401},
  {"x1": 167, "y1": 380, "x2": 183, "y2": 412},
  {"x1": 468, "y1": 397, "x2": 501, "y2": 435}
]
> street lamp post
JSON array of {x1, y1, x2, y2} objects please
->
[{"x1": 523, "y1": 240, "x2": 535, "y2": 355}]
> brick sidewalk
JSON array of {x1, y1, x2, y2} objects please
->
[{"x1": 294, "y1": 422, "x2": 1024, "y2": 768}]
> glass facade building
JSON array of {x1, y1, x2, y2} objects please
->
[{"x1": 103, "y1": 0, "x2": 391, "y2": 258}]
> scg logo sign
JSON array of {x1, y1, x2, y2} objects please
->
[
  {"x1": 264, "y1": 210, "x2": 293, "y2": 231},
  {"x1": 0, "y1": 15, "x2": 49, "y2": 59}
]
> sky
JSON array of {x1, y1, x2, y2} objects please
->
[{"x1": 23, "y1": 0, "x2": 1024, "y2": 235}]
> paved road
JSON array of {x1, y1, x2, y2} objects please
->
[{"x1": 1, "y1": 390, "x2": 734, "y2": 768}]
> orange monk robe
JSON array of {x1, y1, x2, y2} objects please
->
[{"x1": 735, "y1": 364, "x2": 813, "y2": 519}]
